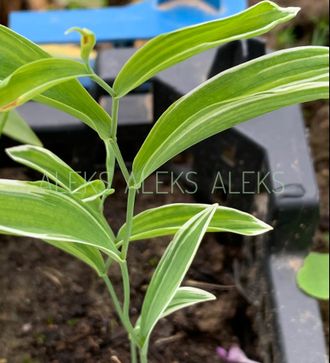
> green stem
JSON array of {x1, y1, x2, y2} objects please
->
[
  {"x1": 139, "y1": 345, "x2": 148, "y2": 363},
  {"x1": 111, "y1": 97, "x2": 120, "y2": 138},
  {"x1": 104, "y1": 98, "x2": 119, "y2": 189},
  {"x1": 105, "y1": 140, "x2": 116, "y2": 188},
  {"x1": 90, "y1": 74, "x2": 115, "y2": 97},
  {"x1": 105, "y1": 257, "x2": 113, "y2": 271},
  {"x1": 102, "y1": 274, "x2": 138, "y2": 344},
  {"x1": 120, "y1": 261, "x2": 131, "y2": 318},
  {"x1": 109, "y1": 139, "x2": 131, "y2": 185},
  {"x1": 130, "y1": 339, "x2": 138, "y2": 363},
  {"x1": 121, "y1": 187, "x2": 136, "y2": 259}
]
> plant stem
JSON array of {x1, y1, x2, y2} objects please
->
[
  {"x1": 130, "y1": 340, "x2": 138, "y2": 363},
  {"x1": 102, "y1": 274, "x2": 138, "y2": 344},
  {"x1": 105, "y1": 140, "x2": 116, "y2": 188},
  {"x1": 90, "y1": 74, "x2": 115, "y2": 97},
  {"x1": 120, "y1": 261, "x2": 131, "y2": 319},
  {"x1": 104, "y1": 97, "x2": 120, "y2": 189},
  {"x1": 111, "y1": 97, "x2": 120, "y2": 138},
  {"x1": 139, "y1": 345, "x2": 148, "y2": 363},
  {"x1": 109, "y1": 139, "x2": 131, "y2": 185},
  {"x1": 121, "y1": 187, "x2": 136, "y2": 259}
]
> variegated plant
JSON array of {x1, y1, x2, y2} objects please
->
[{"x1": 0, "y1": 2, "x2": 328, "y2": 362}]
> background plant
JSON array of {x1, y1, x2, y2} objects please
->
[
  {"x1": 0, "y1": 110, "x2": 41, "y2": 146},
  {"x1": 0, "y1": 1, "x2": 329, "y2": 362}
]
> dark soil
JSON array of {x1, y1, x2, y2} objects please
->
[{"x1": 0, "y1": 168, "x2": 260, "y2": 363}]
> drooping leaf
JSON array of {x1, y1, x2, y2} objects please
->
[
  {"x1": 297, "y1": 252, "x2": 329, "y2": 300},
  {"x1": 0, "y1": 179, "x2": 121, "y2": 263},
  {"x1": 161, "y1": 287, "x2": 216, "y2": 319},
  {"x1": 132, "y1": 47, "x2": 329, "y2": 184},
  {"x1": 1, "y1": 110, "x2": 42, "y2": 146},
  {"x1": 7, "y1": 145, "x2": 110, "y2": 212},
  {"x1": 113, "y1": 1, "x2": 300, "y2": 97},
  {"x1": 0, "y1": 25, "x2": 111, "y2": 139},
  {"x1": 44, "y1": 239, "x2": 106, "y2": 276},
  {"x1": 139, "y1": 205, "x2": 217, "y2": 343},
  {"x1": 7, "y1": 145, "x2": 86, "y2": 191},
  {"x1": 117, "y1": 203, "x2": 272, "y2": 244},
  {"x1": 0, "y1": 58, "x2": 93, "y2": 112}
]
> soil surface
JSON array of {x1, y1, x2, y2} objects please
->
[{"x1": 0, "y1": 169, "x2": 260, "y2": 363}]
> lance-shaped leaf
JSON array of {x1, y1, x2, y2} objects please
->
[
  {"x1": 0, "y1": 111, "x2": 42, "y2": 146},
  {"x1": 139, "y1": 205, "x2": 217, "y2": 343},
  {"x1": 44, "y1": 240, "x2": 106, "y2": 276},
  {"x1": 0, "y1": 179, "x2": 121, "y2": 262},
  {"x1": 0, "y1": 58, "x2": 93, "y2": 112},
  {"x1": 25, "y1": 180, "x2": 108, "y2": 274},
  {"x1": 113, "y1": 1, "x2": 300, "y2": 97},
  {"x1": 7, "y1": 145, "x2": 86, "y2": 191},
  {"x1": 0, "y1": 25, "x2": 111, "y2": 139},
  {"x1": 7, "y1": 145, "x2": 111, "y2": 213},
  {"x1": 132, "y1": 47, "x2": 329, "y2": 184},
  {"x1": 297, "y1": 252, "x2": 329, "y2": 300},
  {"x1": 117, "y1": 203, "x2": 272, "y2": 243},
  {"x1": 161, "y1": 287, "x2": 215, "y2": 319}
]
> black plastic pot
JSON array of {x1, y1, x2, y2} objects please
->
[
  {"x1": 152, "y1": 39, "x2": 328, "y2": 363},
  {"x1": 0, "y1": 39, "x2": 327, "y2": 363}
]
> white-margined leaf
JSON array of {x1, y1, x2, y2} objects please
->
[
  {"x1": 161, "y1": 287, "x2": 216, "y2": 318},
  {"x1": 7, "y1": 145, "x2": 86, "y2": 191},
  {"x1": 113, "y1": 1, "x2": 299, "y2": 97},
  {"x1": 0, "y1": 111, "x2": 42, "y2": 146},
  {"x1": 117, "y1": 203, "x2": 272, "y2": 243},
  {"x1": 139, "y1": 205, "x2": 217, "y2": 344},
  {"x1": 0, "y1": 25, "x2": 111, "y2": 139},
  {"x1": 0, "y1": 59, "x2": 92, "y2": 112},
  {"x1": 0, "y1": 179, "x2": 121, "y2": 263},
  {"x1": 132, "y1": 47, "x2": 329, "y2": 184}
]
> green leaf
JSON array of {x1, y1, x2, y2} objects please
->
[
  {"x1": 7, "y1": 145, "x2": 112, "y2": 214},
  {"x1": 72, "y1": 180, "x2": 107, "y2": 200},
  {"x1": 0, "y1": 25, "x2": 111, "y2": 139},
  {"x1": 139, "y1": 205, "x2": 217, "y2": 343},
  {"x1": 0, "y1": 58, "x2": 93, "y2": 112},
  {"x1": 132, "y1": 47, "x2": 329, "y2": 184},
  {"x1": 72, "y1": 179, "x2": 111, "y2": 211},
  {"x1": 113, "y1": 1, "x2": 300, "y2": 97},
  {"x1": 1, "y1": 111, "x2": 42, "y2": 146},
  {"x1": 7, "y1": 145, "x2": 110, "y2": 212},
  {"x1": 7, "y1": 145, "x2": 86, "y2": 191},
  {"x1": 45, "y1": 240, "x2": 106, "y2": 276},
  {"x1": 66, "y1": 27, "x2": 96, "y2": 65},
  {"x1": 0, "y1": 179, "x2": 121, "y2": 263},
  {"x1": 297, "y1": 252, "x2": 329, "y2": 300},
  {"x1": 0, "y1": 113, "x2": 8, "y2": 136},
  {"x1": 117, "y1": 203, "x2": 272, "y2": 243},
  {"x1": 161, "y1": 287, "x2": 215, "y2": 319}
]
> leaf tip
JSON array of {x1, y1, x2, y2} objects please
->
[{"x1": 287, "y1": 6, "x2": 301, "y2": 17}]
